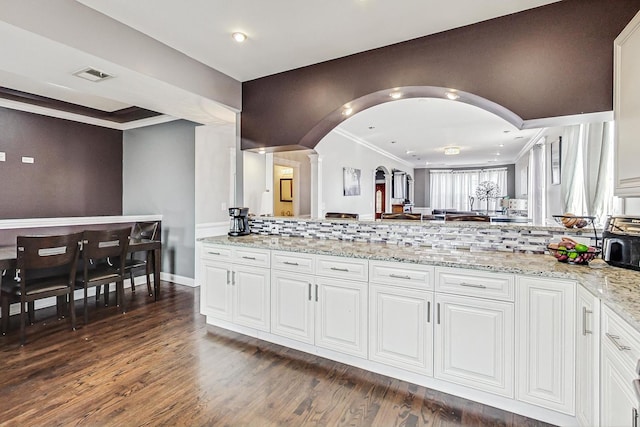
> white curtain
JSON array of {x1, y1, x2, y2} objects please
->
[
  {"x1": 430, "y1": 168, "x2": 508, "y2": 212},
  {"x1": 561, "y1": 122, "x2": 614, "y2": 225}
]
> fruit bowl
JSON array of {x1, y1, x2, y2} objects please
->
[
  {"x1": 552, "y1": 214, "x2": 595, "y2": 229},
  {"x1": 547, "y1": 237, "x2": 600, "y2": 265}
]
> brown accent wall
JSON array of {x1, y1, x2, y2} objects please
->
[
  {"x1": 241, "y1": 0, "x2": 640, "y2": 151},
  {"x1": 0, "y1": 107, "x2": 123, "y2": 219}
]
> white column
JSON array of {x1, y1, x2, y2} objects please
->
[
  {"x1": 263, "y1": 153, "x2": 274, "y2": 216},
  {"x1": 308, "y1": 153, "x2": 322, "y2": 218},
  {"x1": 384, "y1": 172, "x2": 392, "y2": 213}
]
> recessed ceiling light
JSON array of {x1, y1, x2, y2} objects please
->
[
  {"x1": 445, "y1": 91, "x2": 460, "y2": 100},
  {"x1": 390, "y1": 91, "x2": 402, "y2": 99},
  {"x1": 342, "y1": 107, "x2": 353, "y2": 116},
  {"x1": 232, "y1": 32, "x2": 247, "y2": 42},
  {"x1": 406, "y1": 150, "x2": 414, "y2": 154},
  {"x1": 73, "y1": 67, "x2": 113, "y2": 82},
  {"x1": 499, "y1": 144, "x2": 504, "y2": 147},
  {"x1": 496, "y1": 152, "x2": 501, "y2": 156},
  {"x1": 444, "y1": 146, "x2": 461, "y2": 155},
  {"x1": 258, "y1": 149, "x2": 266, "y2": 154}
]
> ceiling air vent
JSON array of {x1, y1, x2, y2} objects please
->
[{"x1": 72, "y1": 67, "x2": 114, "y2": 82}]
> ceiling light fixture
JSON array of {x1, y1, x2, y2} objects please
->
[
  {"x1": 444, "y1": 146, "x2": 460, "y2": 155},
  {"x1": 445, "y1": 91, "x2": 460, "y2": 100},
  {"x1": 390, "y1": 91, "x2": 402, "y2": 99},
  {"x1": 258, "y1": 149, "x2": 266, "y2": 154},
  {"x1": 406, "y1": 150, "x2": 414, "y2": 154},
  {"x1": 342, "y1": 107, "x2": 353, "y2": 116},
  {"x1": 72, "y1": 67, "x2": 113, "y2": 82},
  {"x1": 232, "y1": 32, "x2": 247, "y2": 42}
]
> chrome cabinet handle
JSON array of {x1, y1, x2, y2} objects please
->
[
  {"x1": 437, "y1": 303, "x2": 441, "y2": 325},
  {"x1": 459, "y1": 282, "x2": 487, "y2": 289},
  {"x1": 208, "y1": 251, "x2": 221, "y2": 255},
  {"x1": 226, "y1": 270, "x2": 230, "y2": 285},
  {"x1": 308, "y1": 283, "x2": 312, "y2": 301},
  {"x1": 330, "y1": 267, "x2": 349, "y2": 272},
  {"x1": 231, "y1": 271, "x2": 236, "y2": 285},
  {"x1": 315, "y1": 284, "x2": 319, "y2": 302},
  {"x1": 606, "y1": 333, "x2": 631, "y2": 351},
  {"x1": 242, "y1": 256, "x2": 256, "y2": 260},
  {"x1": 582, "y1": 307, "x2": 592, "y2": 336},
  {"x1": 633, "y1": 407, "x2": 638, "y2": 427},
  {"x1": 389, "y1": 274, "x2": 411, "y2": 280},
  {"x1": 427, "y1": 301, "x2": 431, "y2": 323},
  {"x1": 283, "y1": 261, "x2": 299, "y2": 266}
]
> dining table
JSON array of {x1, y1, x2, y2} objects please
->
[{"x1": 0, "y1": 238, "x2": 162, "y2": 301}]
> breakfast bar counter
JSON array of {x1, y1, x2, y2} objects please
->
[{"x1": 202, "y1": 234, "x2": 640, "y2": 333}]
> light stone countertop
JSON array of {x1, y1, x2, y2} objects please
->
[{"x1": 201, "y1": 234, "x2": 640, "y2": 334}]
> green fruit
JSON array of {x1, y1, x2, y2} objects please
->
[
  {"x1": 575, "y1": 243, "x2": 588, "y2": 253},
  {"x1": 558, "y1": 246, "x2": 567, "y2": 251},
  {"x1": 568, "y1": 252, "x2": 578, "y2": 259}
]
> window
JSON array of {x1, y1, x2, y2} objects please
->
[{"x1": 430, "y1": 168, "x2": 508, "y2": 212}]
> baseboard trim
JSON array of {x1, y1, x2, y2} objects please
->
[{"x1": 160, "y1": 272, "x2": 196, "y2": 287}]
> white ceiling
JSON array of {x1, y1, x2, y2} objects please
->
[
  {"x1": 0, "y1": 0, "x2": 565, "y2": 161},
  {"x1": 336, "y1": 98, "x2": 542, "y2": 167},
  {"x1": 77, "y1": 0, "x2": 560, "y2": 82}
]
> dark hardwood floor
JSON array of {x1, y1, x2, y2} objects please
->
[{"x1": 0, "y1": 283, "x2": 555, "y2": 426}]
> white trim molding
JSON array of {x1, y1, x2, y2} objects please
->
[{"x1": 0, "y1": 215, "x2": 163, "y2": 230}]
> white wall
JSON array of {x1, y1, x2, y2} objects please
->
[
  {"x1": 315, "y1": 131, "x2": 413, "y2": 219},
  {"x1": 195, "y1": 123, "x2": 236, "y2": 227},
  {"x1": 123, "y1": 120, "x2": 197, "y2": 279},
  {"x1": 243, "y1": 151, "x2": 267, "y2": 215}
]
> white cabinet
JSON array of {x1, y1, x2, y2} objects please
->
[
  {"x1": 271, "y1": 269, "x2": 315, "y2": 344},
  {"x1": 433, "y1": 268, "x2": 515, "y2": 398},
  {"x1": 614, "y1": 10, "x2": 640, "y2": 196},
  {"x1": 576, "y1": 285, "x2": 600, "y2": 427},
  {"x1": 369, "y1": 283, "x2": 434, "y2": 375},
  {"x1": 434, "y1": 293, "x2": 514, "y2": 398},
  {"x1": 315, "y1": 276, "x2": 368, "y2": 358},
  {"x1": 600, "y1": 305, "x2": 640, "y2": 427},
  {"x1": 201, "y1": 259, "x2": 232, "y2": 320},
  {"x1": 200, "y1": 244, "x2": 271, "y2": 332},
  {"x1": 516, "y1": 276, "x2": 576, "y2": 415}
]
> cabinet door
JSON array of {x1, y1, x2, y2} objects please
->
[
  {"x1": 516, "y1": 276, "x2": 575, "y2": 415},
  {"x1": 576, "y1": 286, "x2": 600, "y2": 427},
  {"x1": 232, "y1": 265, "x2": 270, "y2": 332},
  {"x1": 615, "y1": 10, "x2": 640, "y2": 196},
  {"x1": 201, "y1": 259, "x2": 232, "y2": 321},
  {"x1": 369, "y1": 284, "x2": 433, "y2": 375},
  {"x1": 315, "y1": 277, "x2": 368, "y2": 358},
  {"x1": 434, "y1": 293, "x2": 514, "y2": 398},
  {"x1": 600, "y1": 345, "x2": 638, "y2": 427},
  {"x1": 271, "y1": 270, "x2": 314, "y2": 344}
]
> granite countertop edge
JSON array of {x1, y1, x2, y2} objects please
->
[{"x1": 201, "y1": 235, "x2": 640, "y2": 334}]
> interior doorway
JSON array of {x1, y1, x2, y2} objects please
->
[
  {"x1": 375, "y1": 183, "x2": 385, "y2": 219},
  {"x1": 374, "y1": 166, "x2": 389, "y2": 219}
]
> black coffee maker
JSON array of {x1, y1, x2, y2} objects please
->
[{"x1": 228, "y1": 207, "x2": 250, "y2": 237}]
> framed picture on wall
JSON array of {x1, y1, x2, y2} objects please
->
[
  {"x1": 280, "y1": 178, "x2": 293, "y2": 202},
  {"x1": 343, "y1": 167, "x2": 361, "y2": 196},
  {"x1": 550, "y1": 137, "x2": 561, "y2": 185}
]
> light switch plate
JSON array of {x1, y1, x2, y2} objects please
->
[
  {"x1": 22, "y1": 156, "x2": 34, "y2": 164},
  {"x1": 0, "y1": 152, "x2": 5, "y2": 161}
]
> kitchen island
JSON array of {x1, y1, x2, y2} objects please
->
[{"x1": 198, "y1": 232, "x2": 639, "y2": 427}]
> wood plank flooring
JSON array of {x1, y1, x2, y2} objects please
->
[{"x1": 0, "y1": 283, "x2": 555, "y2": 426}]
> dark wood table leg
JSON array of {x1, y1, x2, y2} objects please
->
[{"x1": 153, "y1": 246, "x2": 161, "y2": 301}]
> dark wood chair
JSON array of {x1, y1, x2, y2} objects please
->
[
  {"x1": 76, "y1": 228, "x2": 130, "y2": 324},
  {"x1": 325, "y1": 212, "x2": 359, "y2": 220},
  {"x1": 380, "y1": 213, "x2": 423, "y2": 220},
  {"x1": 124, "y1": 221, "x2": 159, "y2": 297},
  {"x1": 444, "y1": 214, "x2": 491, "y2": 222},
  {"x1": 0, "y1": 232, "x2": 82, "y2": 345}
]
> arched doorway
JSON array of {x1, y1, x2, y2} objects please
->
[{"x1": 374, "y1": 166, "x2": 390, "y2": 219}]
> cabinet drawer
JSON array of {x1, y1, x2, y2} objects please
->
[
  {"x1": 201, "y1": 244, "x2": 232, "y2": 261},
  {"x1": 232, "y1": 247, "x2": 271, "y2": 268},
  {"x1": 369, "y1": 260, "x2": 434, "y2": 290},
  {"x1": 435, "y1": 267, "x2": 514, "y2": 302},
  {"x1": 316, "y1": 255, "x2": 368, "y2": 282},
  {"x1": 272, "y1": 251, "x2": 315, "y2": 274},
  {"x1": 602, "y1": 305, "x2": 640, "y2": 370}
]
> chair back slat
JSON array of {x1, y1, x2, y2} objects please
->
[
  {"x1": 82, "y1": 228, "x2": 131, "y2": 263},
  {"x1": 17, "y1": 232, "x2": 83, "y2": 271}
]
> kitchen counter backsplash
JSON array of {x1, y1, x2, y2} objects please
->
[{"x1": 249, "y1": 217, "x2": 599, "y2": 254}]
